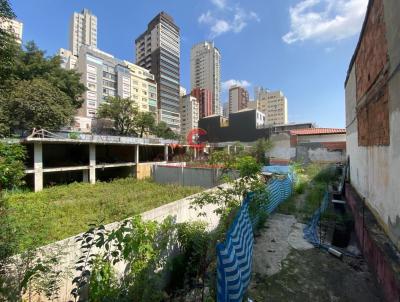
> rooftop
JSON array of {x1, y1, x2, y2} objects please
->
[{"x1": 290, "y1": 128, "x2": 346, "y2": 136}]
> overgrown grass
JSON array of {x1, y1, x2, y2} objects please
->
[
  {"x1": 5, "y1": 178, "x2": 202, "y2": 251},
  {"x1": 277, "y1": 163, "x2": 336, "y2": 221}
]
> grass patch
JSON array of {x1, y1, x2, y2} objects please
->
[
  {"x1": 277, "y1": 163, "x2": 337, "y2": 221},
  {"x1": 5, "y1": 178, "x2": 202, "y2": 251}
]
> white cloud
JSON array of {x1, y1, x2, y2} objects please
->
[
  {"x1": 198, "y1": 11, "x2": 213, "y2": 24},
  {"x1": 211, "y1": 0, "x2": 227, "y2": 9},
  {"x1": 198, "y1": 1, "x2": 260, "y2": 38},
  {"x1": 211, "y1": 20, "x2": 231, "y2": 36},
  {"x1": 222, "y1": 79, "x2": 251, "y2": 91},
  {"x1": 282, "y1": 0, "x2": 368, "y2": 44}
]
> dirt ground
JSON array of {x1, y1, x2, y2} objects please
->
[{"x1": 248, "y1": 213, "x2": 384, "y2": 302}]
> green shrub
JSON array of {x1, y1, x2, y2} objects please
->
[
  {"x1": 89, "y1": 256, "x2": 119, "y2": 302},
  {"x1": 236, "y1": 156, "x2": 261, "y2": 178},
  {"x1": 0, "y1": 142, "x2": 26, "y2": 190}
]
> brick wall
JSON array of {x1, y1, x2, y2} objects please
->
[
  {"x1": 355, "y1": 0, "x2": 388, "y2": 99},
  {"x1": 355, "y1": 0, "x2": 390, "y2": 146}
]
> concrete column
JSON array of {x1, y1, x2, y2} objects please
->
[
  {"x1": 89, "y1": 144, "x2": 96, "y2": 184},
  {"x1": 34, "y1": 142, "x2": 43, "y2": 192},
  {"x1": 83, "y1": 170, "x2": 89, "y2": 182},
  {"x1": 194, "y1": 148, "x2": 197, "y2": 159},
  {"x1": 227, "y1": 145, "x2": 231, "y2": 154},
  {"x1": 164, "y1": 145, "x2": 169, "y2": 162},
  {"x1": 135, "y1": 145, "x2": 140, "y2": 164}
]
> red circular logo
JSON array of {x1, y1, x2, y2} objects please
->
[{"x1": 187, "y1": 128, "x2": 207, "y2": 148}]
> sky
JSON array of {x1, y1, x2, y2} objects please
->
[{"x1": 10, "y1": 0, "x2": 368, "y2": 128}]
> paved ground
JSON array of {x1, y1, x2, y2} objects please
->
[{"x1": 248, "y1": 213, "x2": 384, "y2": 302}]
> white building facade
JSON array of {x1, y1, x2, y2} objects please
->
[
  {"x1": 124, "y1": 61, "x2": 158, "y2": 115},
  {"x1": 0, "y1": 17, "x2": 23, "y2": 43},
  {"x1": 58, "y1": 48, "x2": 78, "y2": 70},
  {"x1": 190, "y1": 41, "x2": 221, "y2": 116},
  {"x1": 70, "y1": 9, "x2": 97, "y2": 56},
  {"x1": 74, "y1": 46, "x2": 157, "y2": 131},
  {"x1": 180, "y1": 94, "x2": 199, "y2": 138}
]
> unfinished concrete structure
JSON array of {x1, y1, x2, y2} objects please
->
[
  {"x1": 22, "y1": 130, "x2": 173, "y2": 192},
  {"x1": 345, "y1": 0, "x2": 400, "y2": 300}
]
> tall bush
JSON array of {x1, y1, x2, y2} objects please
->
[{"x1": 0, "y1": 142, "x2": 26, "y2": 190}]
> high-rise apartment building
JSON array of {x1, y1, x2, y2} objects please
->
[
  {"x1": 70, "y1": 9, "x2": 97, "y2": 56},
  {"x1": 191, "y1": 88, "x2": 213, "y2": 119},
  {"x1": 0, "y1": 17, "x2": 23, "y2": 43},
  {"x1": 180, "y1": 94, "x2": 199, "y2": 138},
  {"x1": 229, "y1": 85, "x2": 249, "y2": 114},
  {"x1": 74, "y1": 46, "x2": 157, "y2": 131},
  {"x1": 135, "y1": 12, "x2": 180, "y2": 133},
  {"x1": 254, "y1": 88, "x2": 288, "y2": 125},
  {"x1": 190, "y1": 41, "x2": 221, "y2": 116},
  {"x1": 124, "y1": 61, "x2": 158, "y2": 115}
]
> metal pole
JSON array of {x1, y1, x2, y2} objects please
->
[{"x1": 362, "y1": 197, "x2": 365, "y2": 253}]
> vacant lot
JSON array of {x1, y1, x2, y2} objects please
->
[{"x1": 5, "y1": 178, "x2": 202, "y2": 251}]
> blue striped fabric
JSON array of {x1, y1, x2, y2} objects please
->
[
  {"x1": 217, "y1": 195, "x2": 254, "y2": 302},
  {"x1": 303, "y1": 191, "x2": 329, "y2": 247},
  {"x1": 261, "y1": 176, "x2": 293, "y2": 215},
  {"x1": 217, "y1": 166, "x2": 296, "y2": 302}
]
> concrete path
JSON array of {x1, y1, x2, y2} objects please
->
[{"x1": 249, "y1": 213, "x2": 384, "y2": 302}]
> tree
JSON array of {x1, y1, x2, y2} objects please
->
[
  {"x1": 136, "y1": 112, "x2": 155, "y2": 138},
  {"x1": 10, "y1": 42, "x2": 86, "y2": 108},
  {"x1": 0, "y1": 0, "x2": 19, "y2": 88},
  {"x1": 153, "y1": 121, "x2": 178, "y2": 139},
  {"x1": 4, "y1": 78, "x2": 75, "y2": 133},
  {"x1": 0, "y1": 40, "x2": 86, "y2": 136},
  {"x1": 251, "y1": 138, "x2": 273, "y2": 165},
  {"x1": 97, "y1": 96, "x2": 139, "y2": 136}
]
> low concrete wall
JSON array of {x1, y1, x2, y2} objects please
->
[
  {"x1": 345, "y1": 184, "x2": 400, "y2": 302},
  {"x1": 153, "y1": 165, "x2": 227, "y2": 188},
  {"x1": 25, "y1": 186, "x2": 222, "y2": 302}
]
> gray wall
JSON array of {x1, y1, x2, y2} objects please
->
[
  {"x1": 295, "y1": 143, "x2": 346, "y2": 164},
  {"x1": 152, "y1": 165, "x2": 231, "y2": 188}
]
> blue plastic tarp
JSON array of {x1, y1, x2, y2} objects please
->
[{"x1": 261, "y1": 165, "x2": 291, "y2": 175}]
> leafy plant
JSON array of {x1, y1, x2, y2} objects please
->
[
  {"x1": 0, "y1": 142, "x2": 26, "y2": 191},
  {"x1": 251, "y1": 138, "x2": 273, "y2": 165},
  {"x1": 152, "y1": 121, "x2": 179, "y2": 139},
  {"x1": 5, "y1": 78, "x2": 75, "y2": 132},
  {"x1": 97, "y1": 96, "x2": 139, "y2": 136},
  {"x1": 69, "y1": 132, "x2": 79, "y2": 140},
  {"x1": 236, "y1": 156, "x2": 261, "y2": 178},
  {"x1": 88, "y1": 256, "x2": 118, "y2": 301},
  {"x1": 71, "y1": 216, "x2": 178, "y2": 302},
  {"x1": 0, "y1": 41, "x2": 86, "y2": 136}
]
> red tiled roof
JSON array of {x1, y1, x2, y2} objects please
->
[{"x1": 289, "y1": 128, "x2": 346, "y2": 136}]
